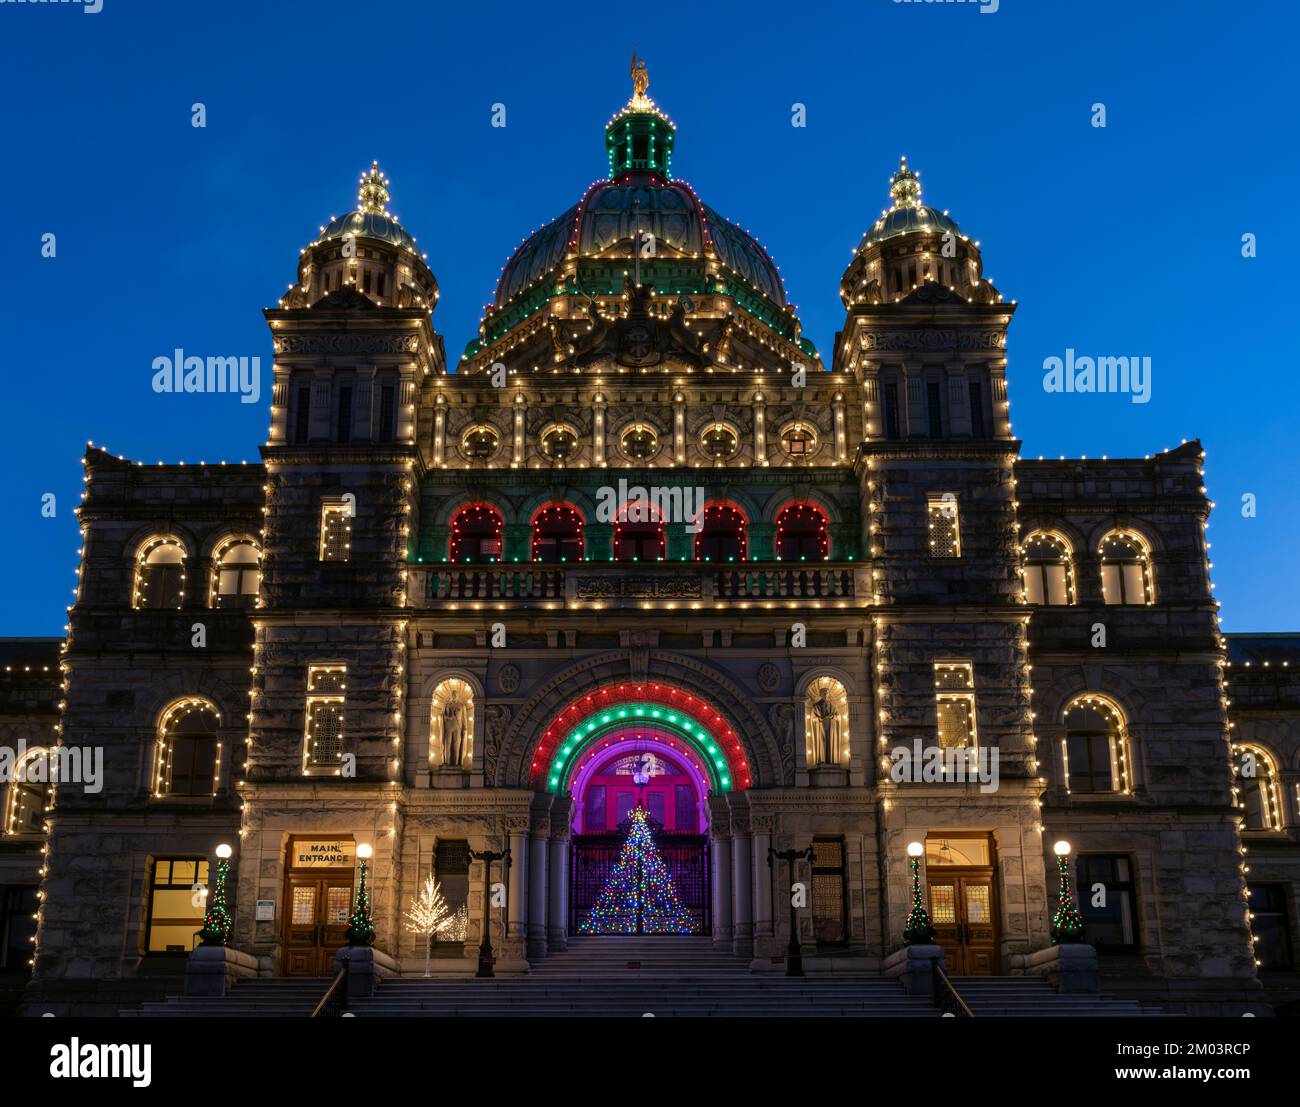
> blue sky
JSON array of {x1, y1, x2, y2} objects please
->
[{"x1": 0, "y1": 0, "x2": 1295, "y2": 632}]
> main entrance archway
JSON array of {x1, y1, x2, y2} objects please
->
[{"x1": 565, "y1": 727, "x2": 714, "y2": 935}]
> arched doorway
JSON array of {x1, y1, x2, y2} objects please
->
[{"x1": 567, "y1": 734, "x2": 712, "y2": 935}]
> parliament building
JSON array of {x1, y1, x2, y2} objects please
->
[{"x1": 3, "y1": 67, "x2": 1299, "y2": 1016}]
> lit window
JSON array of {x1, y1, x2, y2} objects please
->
[
  {"x1": 531, "y1": 504, "x2": 584, "y2": 562},
  {"x1": 1099, "y1": 531, "x2": 1152, "y2": 605},
  {"x1": 694, "y1": 504, "x2": 747, "y2": 562},
  {"x1": 319, "y1": 502, "x2": 352, "y2": 562},
  {"x1": 1233, "y1": 744, "x2": 1282, "y2": 831},
  {"x1": 614, "y1": 517, "x2": 664, "y2": 562},
  {"x1": 934, "y1": 663, "x2": 976, "y2": 749},
  {"x1": 213, "y1": 539, "x2": 260, "y2": 608},
  {"x1": 1022, "y1": 532, "x2": 1073, "y2": 605},
  {"x1": 450, "y1": 504, "x2": 503, "y2": 563},
  {"x1": 461, "y1": 425, "x2": 500, "y2": 461},
  {"x1": 1062, "y1": 697, "x2": 1130, "y2": 794},
  {"x1": 305, "y1": 666, "x2": 347, "y2": 771},
  {"x1": 779, "y1": 423, "x2": 816, "y2": 460},
  {"x1": 145, "y1": 857, "x2": 209, "y2": 954},
  {"x1": 700, "y1": 423, "x2": 739, "y2": 460},
  {"x1": 620, "y1": 424, "x2": 659, "y2": 462},
  {"x1": 541, "y1": 426, "x2": 579, "y2": 461},
  {"x1": 776, "y1": 503, "x2": 829, "y2": 561},
  {"x1": 4, "y1": 749, "x2": 50, "y2": 835},
  {"x1": 927, "y1": 494, "x2": 960, "y2": 558},
  {"x1": 155, "y1": 700, "x2": 221, "y2": 798},
  {"x1": 135, "y1": 538, "x2": 185, "y2": 609}
]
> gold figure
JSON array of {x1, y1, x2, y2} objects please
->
[{"x1": 630, "y1": 50, "x2": 649, "y2": 99}]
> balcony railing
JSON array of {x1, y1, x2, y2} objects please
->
[{"x1": 410, "y1": 562, "x2": 866, "y2": 609}]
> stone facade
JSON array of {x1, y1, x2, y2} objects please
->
[{"x1": 8, "y1": 82, "x2": 1298, "y2": 1016}]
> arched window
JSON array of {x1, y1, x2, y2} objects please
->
[
  {"x1": 212, "y1": 539, "x2": 261, "y2": 609},
  {"x1": 614, "y1": 516, "x2": 665, "y2": 562},
  {"x1": 779, "y1": 423, "x2": 817, "y2": 460},
  {"x1": 155, "y1": 700, "x2": 220, "y2": 798},
  {"x1": 461, "y1": 425, "x2": 500, "y2": 462},
  {"x1": 776, "y1": 503, "x2": 829, "y2": 561},
  {"x1": 700, "y1": 423, "x2": 739, "y2": 461},
  {"x1": 4, "y1": 748, "x2": 50, "y2": 835},
  {"x1": 135, "y1": 538, "x2": 186, "y2": 610},
  {"x1": 449, "y1": 504, "x2": 503, "y2": 563},
  {"x1": 540, "y1": 426, "x2": 579, "y2": 462},
  {"x1": 532, "y1": 504, "x2": 584, "y2": 562},
  {"x1": 1022, "y1": 532, "x2": 1074, "y2": 605},
  {"x1": 1100, "y1": 531, "x2": 1153, "y2": 605},
  {"x1": 1233, "y1": 744, "x2": 1282, "y2": 831},
  {"x1": 1062, "y1": 696, "x2": 1131, "y2": 794},
  {"x1": 619, "y1": 424, "x2": 659, "y2": 462},
  {"x1": 694, "y1": 504, "x2": 747, "y2": 562}
]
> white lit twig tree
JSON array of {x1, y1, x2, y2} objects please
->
[{"x1": 403, "y1": 874, "x2": 453, "y2": 978}]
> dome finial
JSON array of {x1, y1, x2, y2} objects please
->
[
  {"x1": 629, "y1": 49, "x2": 650, "y2": 105},
  {"x1": 890, "y1": 156, "x2": 922, "y2": 211},
  {"x1": 358, "y1": 161, "x2": 391, "y2": 216}
]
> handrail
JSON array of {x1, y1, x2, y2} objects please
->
[
  {"x1": 933, "y1": 965, "x2": 975, "y2": 1017},
  {"x1": 310, "y1": 962, "x2": 348, "y2": 1018}
]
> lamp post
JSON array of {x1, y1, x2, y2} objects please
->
[
  {"x1": 1050, "y1": 840, "x2": 1084, "y2": 944},
  {"x1": 200, "y1": 842, "x2": 234, "y2": 946},
  {"x1": 768, "y1": 844, "x2": 813, "y2": 977},
  {"x1": 469, "y1": 845, "x2": 511, "y2": 977},
  {"x1": 346, "y1": 842, "x2": 375, "y2": 947},
  {"x1": 902, "y1": 840, "x2": 936, "y2": 944}
]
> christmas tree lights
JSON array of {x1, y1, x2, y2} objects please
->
[
  {"x1": 902, "y1": 842, "x2": 935, "y2": 944},
  {"x1": 579, "y1": 807, "x2": 694, "y2": 934},
  {"x1": 1050, "y1": 841, "x2": 1084, "y2": 944},
  {"x1": 347, "y1": 843, "x2": 375, "y2": 947},
  {"x1": 199, "y1": 843, "x2": 233, "y2": 946}
]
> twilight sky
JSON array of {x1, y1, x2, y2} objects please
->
[{"x1": 0, "y1": 0, "x2": 1296, "y2": 632}]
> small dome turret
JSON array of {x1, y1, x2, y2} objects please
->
[
  {"x1": 281, "y1": 162, "x2": 439, "y2": 312},
  {"x1": 840, "y1": 157, "x2": 1000, "y2": 308}
]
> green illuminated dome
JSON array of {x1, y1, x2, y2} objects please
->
[{"x1": 461, "y1": 62, "x2": 816, "y2": 370}]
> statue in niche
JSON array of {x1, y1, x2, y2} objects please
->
[
  {"x1": 804, "y1": 678, "x2": 849, "y2": 768},
  {"x1": 432, "y1": 680, "x2": 473, "y2": 769}
]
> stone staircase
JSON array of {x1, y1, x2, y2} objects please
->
[
  {"x1": 124, "y1": 977, "x2": 331, "y2": 1018},
  {"x1": 949, "y1": 975, "x2": 1171, "y2": 1017},
  {"x1": 348, "y1": 937, "x2": 938, "y2": 1017}
]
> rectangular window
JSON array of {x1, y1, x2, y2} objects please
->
[
  {"x1": 377, "y1": 272, "x2": 386, "y2": 299},
  {"x1": 585, "y1": 784, "x2": 607, "y2": 832},
  {"x1": 674, "y1": 784, "x2": 695, "y2": 832},
  {"x1": 969, "y1": 382, "x2": 985, "y2": 437},
  {"x1": 295, "y1": 386, "x2": 311, "y2": 444},
  {"x1": 935, "y1": 662, "x2": 977, "y2": 749},
  {"x1": 927, "y1": 493, "x2": 961, "y2": 558},
  {"x1": 0, "y1": 886, "x2": 39, "y2": 970},
  {"x1": 1066, "y1": 731, "x2": 1116, "y2": 793},
  {"x1": 1075, "y1": 855, "x2": 1138, "y2": 952},
  {"x1": 319, "y1": 501, "x2": 352, "y2": 562},
  {"x1": 434, "y1": 839, "x2": 471, "y2": 950},
  {"x1": 336, "y1": 386, "x2": 353, "y2": 444},
  {"x1": 379, "y1": 385, "x2": 396, "y2": 443},
  {"x1": 811, "y1": 837, "x2": 847, "y2": 945},
  {"x1": 305, "y1": 665, "x2": 347, "y2": 769},
  {"x1": 145, "y1": 857, "x2": 210, "y2": 954},
  {"x1": 362, "y1": 270, "x2": 372, "y2": 295},
  {"x1": 927, "y1": 381, "x2": 943, "y2": 438},
  {"x1": 1247, "y1": 884, "x2": 1293, "y2": 970},
  {"x1": 883, "y1": 382, "x2": 901, "y2": 440}
]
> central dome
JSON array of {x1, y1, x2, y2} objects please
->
[
  {"x1": 460, "y1": 61, "x2": 815, "y2": 371},
  {"x1": 494, "y1": 179, "x2": 787, "y2": 311}
]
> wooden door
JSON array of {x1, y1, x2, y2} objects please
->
[
  {"x1": 928, "y1": 874, "x2": 998, "y2": 975},
  {"x1": 283, "y1": 876, "x2": 354, "y2": 975}
]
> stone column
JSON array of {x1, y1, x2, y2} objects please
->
[
  {"x1": 711, "y1": 833, "x2": 733, "y2": 952},
  {"x1": 751, "y1": 820, "x2": 774, "y2": 961},
  {"x1": 508, "y1": 827, "x2": 528, "y2": 949},
  {"x1": 548, "y1": 812, "x2": 570, "y2": 952},
  {"x1": 528, "y1": 832, "x2": 549, "y2": 959},
  {"x1": 731, "y1": 830, "x2": 753, "y2": 958}
]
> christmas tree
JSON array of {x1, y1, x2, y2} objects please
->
[
  {"x1": 902, "y1": 853, "x2": 935, "y2": 944},
  {"x1": 346, "y1": 853, "x2": 375, "y2": 947},
  {"x1": 1050, "y1": 854, "x2": 1085, "y2": 943},
  {"x1": 199, "y1": 853, "x2": 233, "y2": 946},
  {"x1": 579, "y1": 807, "x2": 693, "y2": 934}
]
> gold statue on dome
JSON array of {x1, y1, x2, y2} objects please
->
[{"x1": 630, "y1": 50, "x2": 649, "y2": 99}]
